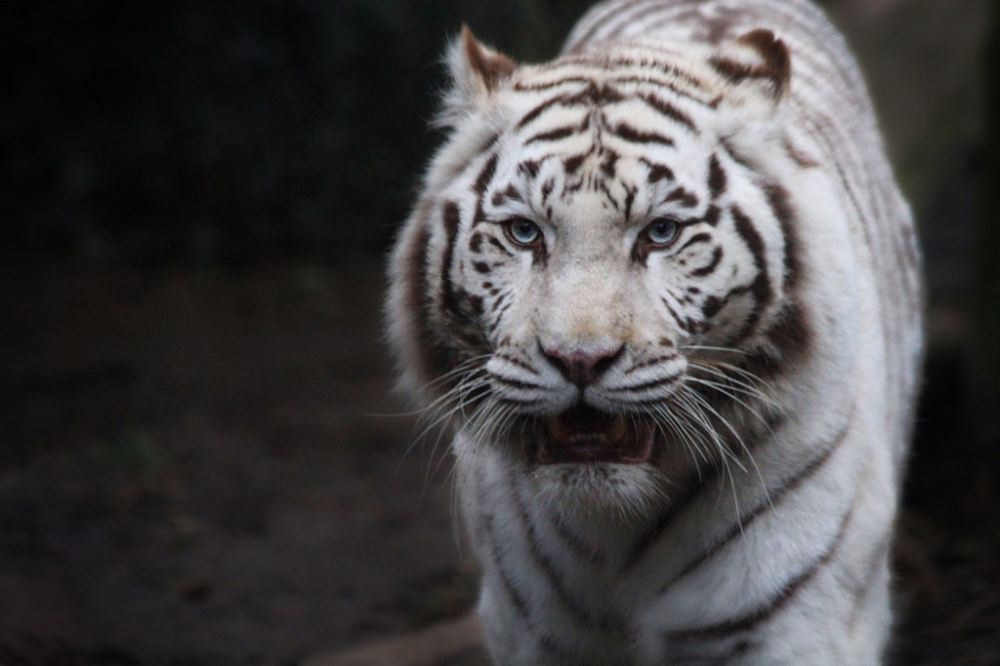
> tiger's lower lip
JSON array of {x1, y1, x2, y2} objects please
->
[{"x1": 535, "y1": 407, "x2": 654, "y2": 464}]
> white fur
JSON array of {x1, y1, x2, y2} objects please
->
[{"x1": 387, "y1": 1, "x2": 922, "y2": 664}]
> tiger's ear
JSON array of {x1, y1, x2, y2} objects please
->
[
  {"x1": 710, "y1": 29, "x2": 791, "y2": 157},
  {"x1": 438, "y1": 26, "x2": 518, "y2": 127},
  {"x1": 709, "y1": 29, "x2": 791, "y2": 109}
]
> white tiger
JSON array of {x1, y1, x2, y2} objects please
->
[{"x1": 386, "y1": 0, "x2": 923, "y2": 663}]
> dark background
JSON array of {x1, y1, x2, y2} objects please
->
[{"x1": 1, "y1": 1, "x2": 998, "y2": 664}]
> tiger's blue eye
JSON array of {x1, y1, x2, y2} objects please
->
[
  {"x1": 503, "y1": 218, "x2": 542, "y2": 247},
  {"x1": 643, "y1": 217, "x2": 681, "y2": 247}
]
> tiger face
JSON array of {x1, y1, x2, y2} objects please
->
[{"x1": 390, "y1": 28, "x2": 807, "y2": 508}]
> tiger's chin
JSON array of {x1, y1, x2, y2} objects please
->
[{"x1": 525, "y1": 405, "x2": 667, "y2": 520}]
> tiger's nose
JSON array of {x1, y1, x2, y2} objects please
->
[{"x1": 541, "y1": 344, "x2": 624, "y2": 387}]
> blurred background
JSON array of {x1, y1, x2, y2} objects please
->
[{"x1": 0, "y1": 0, "x2": 997, "y2": 664}]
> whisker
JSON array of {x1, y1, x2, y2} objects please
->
[
  {"x1": 683, "y1": 387, "x2": 772, "y2": 518},
  {"x1": 685, "y1": 375, "x2": 773, "y2": 430},
  {"x1": 688, "y1": 362, "x2": 772, "y2": 402},
  {"x1": 680, "y1": 344, "x2": 752, "y2": 357},
  {"x1": 675, "y1": 388, "x2": 747, "y2": 474}
]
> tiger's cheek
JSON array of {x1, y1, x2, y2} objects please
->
[
  {"x1": 457, "y1": 231, "x2": 536, "y2": 346},
  {"x1": 642, "y1": 232, "x2": 761, "y2": 346},
  {"x1": 639, "y1": 247, "x2": 716, "y2": 342}
]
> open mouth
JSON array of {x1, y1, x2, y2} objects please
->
[{"x1": 535, "y1": 405, "x2": 655, "y2": 465}]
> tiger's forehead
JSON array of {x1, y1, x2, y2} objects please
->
[
  {"x1": 477, "y1": 51, "x2": 721, "y2": 226},
  {"x1": 506, "y1": 43, "x2": 724, "y2": 112},
  {"x1": 481, "y1": 121, "x2": 714, "y2": 233},
  {"x1": 486, "y1": 48, "x2": 725, "y2": 180}
]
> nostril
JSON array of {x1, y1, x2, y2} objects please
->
[
  {"x1": 541, "y1": 343, "x2": 624, "y2": 387},
  {"x1": 592, "y1": 351, "x2": 620, "y2": 377}
]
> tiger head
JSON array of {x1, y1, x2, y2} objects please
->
[{"x1": 388, "y1": 27, "x2": 812, "y2": 511}]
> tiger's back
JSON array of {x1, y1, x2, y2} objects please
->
[{"x1": 387, "y1": 1, "x2": 922, "y2": 664}]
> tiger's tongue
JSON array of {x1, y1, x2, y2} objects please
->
[{"x1": 538, "y1": 406, "x2": 651, "y2": 464}]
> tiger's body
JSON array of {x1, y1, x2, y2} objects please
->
[{"x1": 387, "y1": 0, "x2": 923, "y2": 664}]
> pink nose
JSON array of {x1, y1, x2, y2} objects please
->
[{"x1": 542, "y1": 345, "x2": 624, "y2": 387}]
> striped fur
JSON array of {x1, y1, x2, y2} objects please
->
[{"x1": 387, "y1": 1, "x2": 923, "y2": 664}]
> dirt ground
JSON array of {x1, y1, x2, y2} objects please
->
[
  {"x1": 0, "y1": 259, "x2": 475, "y2": 665},
  {"x1": 1, "y1": 256, "x2": 999, "y2": 666}
]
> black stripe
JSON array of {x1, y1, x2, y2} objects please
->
[
  {"x1": 494, "y1": 353, "x2": 540, "y2": 375},
  {"x1": 609, "y1": 75, "x2": 714, "y2": 107},
  {"x1": 638, "y1": 92, "x2": 697, "y2": 132},
  {"x1": 624, "y1": 403, "x2": 786, "y2": 573},
  {"x1": 665, "y1": 506, "x2": 855, "y2": 643},
  {"x1": 696, "y1": 272, "x2": 768, "y2": 328},
  {"x1": 642, "y1": 158, "x2": 675, "y2": 184},
  {"x1": 761, "y1": 181, "x2": 800, "y2": 290},
  {"x1": 608, "y1": 57, "x2": 709, "y2": 92},
  {"x1": 503, "y1": 184, "x2": 523, "y2": 202},
  {"x1": 488, "y1": 236, "x2": 514, "y2": 257},
  {"x1": 663, "y1": 187, "x2": 698, "y2": 208},
  {"x1": 511, "y1": 481, "x2": 625, "y2": 634},
  {"x1": 763, "y1": 302, "x2": 812, "y2": 367},
  {"x1": 564, "y1": 153, "x2": 586, "y2": 175},
  {"x1": 469, "y1": 232, "x2": 484, "y2": 253},
  {"x1": 516, "y1": 93, "x2": 572, "y2": 128},
  {"x1": 612, "y1": 123, "x2": 674, "y2": 146},
  {"x1": 404, "y1": 218, "x2": 452, "y2": 386},
  {"x1": 596, "y1": 179, "x2": 620, "y2": 210},
  {"x1": 475, "y1": 153, "x2": 499, "y2": 195},
  {"x1": 624, "y1": 467, "x2": 724, "y2": 571},
  {"x1": 623, "y1": 184, "x2": 637, "y2": 221},
  {"x1": 440, "y1": 201, "x2": 463, "y2": 319},
  {"x1": 619, "y1": 372, "x2": 683, "y2": 393},
  {"x1": 677, "y1": 232, "x2": 713, "y2": 254},
  {"x1": 513, "y1": 76, "x2": 595, "y2": 92},
  {"x1": 660, "y1": 297, "x2": 693, "y2": 334},
  {"x1": 702, "y1": 296, "x2": 722, "y2": 319},
  {"x1": 600, "y1": 150, "x2": 619, "y2": 178},
  {"x1": 540, "y1": 177, "x2": 556, "y2": 205},
  {"x1": 656, "y1": 415, "x2": 854, "y2": 596},
  {"x1": 518, "y1": 82, "x2": 629, "y2": 131},
  {"x1": 476, "y1": 480, "x2": 588, "y2": 664},
  {"x1": 490, "y1": 374, "x2": 544, "y2": 391},
  {"x1": 551, "y1": 514, "x2": 607, "y2": 568},
  {"x1": 703, "y1": 205, "x2": 721, "y2": 226},
  {"x1": 482, "y1": 511, "x2": 530, "y2": 619},
  {"x1": 707, "y1": 51, "x2": 784, "y2": 94},
  {"x1": 519, "y1": 160, "x2": 540, "y2": 179},
  {"x1": 525, "y1": 126, "x2": 578, "y2": 145},
  {"x1": 624, "y1": 353, "x2": 680, "y2": 376},
  {"x1": 708, "y1": 154, "x2": 727, "y2": 199},
  {"x1": 728, "y1": 205, "x2": 772, "y2": 344},
  {"x1": 689, "y1": 246, "x2": 723, "y2": 278}
]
